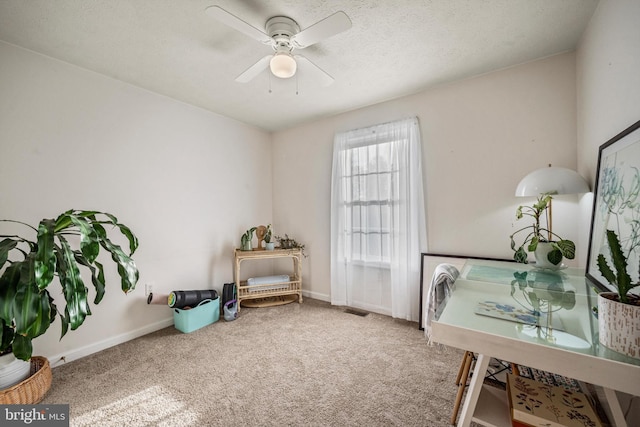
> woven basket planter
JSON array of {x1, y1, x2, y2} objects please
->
[{"x1": 0, "y1": 356, "x2": 52, "y2": 404}]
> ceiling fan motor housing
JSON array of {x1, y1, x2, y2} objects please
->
[{"x1": 266, "y1": 16, "x2": 300, "y2": 53}]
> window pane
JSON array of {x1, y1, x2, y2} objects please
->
[
  {"x1": 366, "y1": 205, "x2": 381, "y2": 230},
  {"x1": 380, "y1": 205, "x2": 391, "y2": 229},
  {"x1": 367, "y1": 233, "x2": 382, "y2": 261},
  {"x1": 352, "y1": 205, "x2": 361, "y2": 229}
]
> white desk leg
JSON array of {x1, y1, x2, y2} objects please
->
[
  {"x1": 457, "y1": 353, "x2": 490, "y2": 427},
  {"x1": 603, "y1": 387, "x2": 627, "y2": 427}
]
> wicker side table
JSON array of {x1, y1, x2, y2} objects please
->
[{"x1": 233, "y1": 248, "x2": 303, "y2": 312}]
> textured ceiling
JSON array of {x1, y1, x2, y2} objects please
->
[{"x1": 0, "y1": 0, "x2": 598, "y2": 132}]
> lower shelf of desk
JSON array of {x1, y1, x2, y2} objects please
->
[{"x1": 471, "y1": 384, "x2": 511, "y2": 427}]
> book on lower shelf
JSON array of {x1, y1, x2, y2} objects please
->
[{"x1": 506, "y1": 373, "x2": 603, "y2": 427}]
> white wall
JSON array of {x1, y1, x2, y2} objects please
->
[
  {"x1": 272, "y1": 52, "x2": 579, "y2": 301},
  {"x1": 0, "y1": 41, "x2": 272, "y2": 364},
  {"x1": 576, "y1": 0, "x2": 640, "y2": 420},
  {"x1": 576, "y1": 0, "x2": 640, "y2": 263}
]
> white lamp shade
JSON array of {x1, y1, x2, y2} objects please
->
[
  {"x1": 270, "y1": 53, "x2": 297, "y2": 78},
  {"x1": 515, "y1": 167, "x2": 590, "y2": 197}
]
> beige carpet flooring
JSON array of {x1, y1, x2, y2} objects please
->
[{"x1": 42, "y1": 299, "x2": 464, "y2": 426}]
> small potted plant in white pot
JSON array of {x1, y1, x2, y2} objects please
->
[
  {"x1": 509, "y1": 192, "x2": 576, "y2": 268},
  {"x1": 264, "y1": 224, "x2": 275, "y2": 251},
  {"x1": 596, "y1": 229, "x2": 640, "y2": 359}
]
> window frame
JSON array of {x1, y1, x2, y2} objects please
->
[{"x1": 339, "y1": 139, "x2": 401, "y2": 268}]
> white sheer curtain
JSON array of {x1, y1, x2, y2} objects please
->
[{"x1": 330, "y1": 117, "x2": 427, "y2": 321}]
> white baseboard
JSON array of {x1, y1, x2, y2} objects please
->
[
  {"x1": 47, "y1": 317, "x2": 174, "y2": 368},
  {"x1": 302, "y1": 290, "x2": 329, "y2": 302}
]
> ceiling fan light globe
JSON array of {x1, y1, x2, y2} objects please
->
[{"x1": 270, "y1": 53, "x2": 297, "y2": 78}]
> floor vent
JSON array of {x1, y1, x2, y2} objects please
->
[{"x1": 344, "y1": 308, "x2": 369, "y2": 317}]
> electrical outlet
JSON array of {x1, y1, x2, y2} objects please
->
[{"x1": 145, "y1": 283, "x2": 153, "y2": 297}]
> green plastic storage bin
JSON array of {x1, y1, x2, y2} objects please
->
[{"x1": 173, "y1": 297, "x2": 220, "y2": 333}]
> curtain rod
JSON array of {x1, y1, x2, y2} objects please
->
[{"x1": 338, "y1": 116, "x2": 419, "y2": 135}]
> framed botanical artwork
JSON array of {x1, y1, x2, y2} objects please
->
[{"x1": 586, "y1": 120, "x2": 640, "y2": 292}]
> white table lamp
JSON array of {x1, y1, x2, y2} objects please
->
[{"x1": 515, "y1": 165, "x2": 590, "y2": 239}]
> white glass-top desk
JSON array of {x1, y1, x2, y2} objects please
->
[{"x1": 431, "y1": 259, "x2": 640, "y2": 427}]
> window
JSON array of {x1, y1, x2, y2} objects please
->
[
  {"x1": 331, "y1": 117, "x2": 427, "y2": 321},
  {"x1": 341, "y1": 140, "x2": 398, "y2": 266}
]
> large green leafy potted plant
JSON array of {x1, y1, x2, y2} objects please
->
[
  {"x1": 596, "y1": 229, "x2": 640, "y2": 359},
  {"x1": 0, "y1": 209, "x2": 139, "y2": 366},
  {"x1": 509, "y1": 193, "x2": 576, "y2": 268}
]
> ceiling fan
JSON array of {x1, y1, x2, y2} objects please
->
[{"x1": 205, "y1": 6, "x2": 352, "y2": 86}]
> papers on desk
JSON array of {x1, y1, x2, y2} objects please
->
[{"x1": 475, "y1": 301, "x2": 565, "y2": 331}]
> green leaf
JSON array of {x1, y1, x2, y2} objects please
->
[
  {"x1": 11, "y1": 334, "x2": 32, "y2": 361},
  {"x1": 56, "y1": 236, "x2": 90, "y2": 331},
  {"x1": 597, "y1": 254, "x2": 617, "y2": 286},
  {"x1": 1, "y1": 319, "x2": 15, "y2": 352},
  {"x1": 514, "y1": 247, "x2": 529, "y2": 263},
  {"x1": 527, "y1": 236, "x2": 539, "y2": 252},
  {"x1": 53, "y1": 211, "x2": 74, "y2": 232},
  {"x1": 68, "y1": 215, "x2": 101, "y2": 263},
  {"x1": 75, "y1": 210, "x2": 99, "y2": 219},
  {"x1": 533, "y1": 195, "x2": 551, "y2": 211},
  {"x1": 556, "y1": 240, "x2": 576, "y2": 260},
  {"x1": 13, "y1": 255, "x2": 52, "y2": 339},
  {"x1": 0, "y1": 263, "x2": 20, "y2": 323},
  {"x1": 0, "y1": 238, "x2": 18, "y2": 270},
  {"x1": 13, "y1": 278, "x2": 51, "y2": 339},
  {"x1": 605, "y1": 229, "x2": 632, "y2": 302},
  {"x1": 35, "y1": 219, "x2": 56, "y2": 290},
  {"x1": 74, "y1": 253, "x2": 106, "y2": 304},
  {"x1": 516, "y1": 206, "x2": 523, "y2": 220},
  {"x1": 13, "y1": 257, "x2": 39, "y2": 335},
  {"x1": 95, "y1": 212, "x2": 139, "y2": 255},
  {"x1": 58, "y1": 309, "x2": 69, "y2": 340},
  {"x1": 546, "y1": 248, "x2": 563, "y2": 265},
  {"x1": 48, "y1": 294, "x2": 57, "y2": 325},
  {"x1": 116, "y1": 223, "x2": 139, "y2": 255},
  {"x1": 94, "y1": 224, "x2": 139, "y2": 293}
]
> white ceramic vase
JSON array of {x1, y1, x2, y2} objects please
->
[
  {"x1": 265, "y1": 242, "x2": 275, "y2": 251},
  {"x1": 0, "y1": 352, "x2": 31, "y2": 390},
  {"x1": 534, "y1": 242, "x2": 562, "y2": 269},
  {"x1": 598, "y1": 292, "x2": 640, "y2": 359}
]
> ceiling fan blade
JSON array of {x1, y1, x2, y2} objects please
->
[
  {"x1": 235, "y1": 55, "x2": 272, "y2": 83},
  {"x1": 295, "y1": 55, "x2": 334, "y2": 87},
  {"x1": 205, "y1": 6, "x2": 272, "y2": 44},
  {"x1": 291, "y1": 11, "x2": 352, "y2": 48}
]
